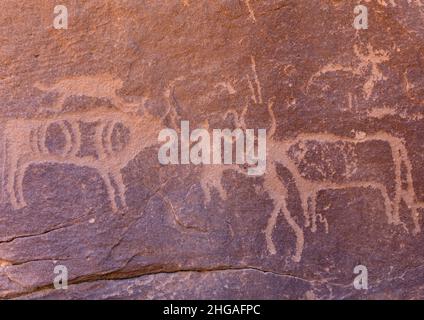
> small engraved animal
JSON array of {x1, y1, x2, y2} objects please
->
[{"x1": 34, "y1": 74, "x2": 139, "y2": 113}]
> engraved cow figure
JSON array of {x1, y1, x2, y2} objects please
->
[
  {"x1": 201, "y1": 100, "x2": 421, "y2": 263},
  {"x1": 0, "y1": 108, "x2": 161, "y2": 212}
]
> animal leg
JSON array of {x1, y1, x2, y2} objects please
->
[
  {"x1": 110, "y1": 170, "x2": 127, "y2": 209},
  {"x1": 98, "y1": 169, "x2": 118, "y2": 212},
  {"x1": 299, "y1": 191, "x2": 311, "y2": 229},
  {"x1": 263, "y1": 167, "x2": 305, "y2": 262},
  {"x1": 309, "y1": 191, "x2": 318, "y2": 233},
  {"x1": 5, "y1": 147, "x2": 20, "y2": 209}
]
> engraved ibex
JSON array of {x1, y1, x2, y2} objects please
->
[{"x1": 0, "y1": 108, "x2": 161, "y2": 212}]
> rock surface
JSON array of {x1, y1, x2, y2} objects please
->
[{"x1": 0, "y1": 0, "x2": 423, "y2": 299}]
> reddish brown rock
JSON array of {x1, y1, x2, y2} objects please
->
[{"x1": 0, "y1": 0, "x2": 423, "y2": 299}]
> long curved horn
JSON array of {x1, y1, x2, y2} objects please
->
[
  {"x1": 104, "y1": 120, "x2": 115, "y2": 156},
  {"x1": 59, "y1": 121, "x2": 73, "y2": 157},
  {"x1": 37, "y1": 123, "x2": 49, "y2": 154}
]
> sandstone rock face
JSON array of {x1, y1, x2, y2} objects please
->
[{"x1": 0, "y1": 0, "x2": 423, "y2": 299}]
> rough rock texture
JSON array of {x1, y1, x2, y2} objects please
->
[{"x1": 1, "y1": 0, "x2": 424, "y2": 299}]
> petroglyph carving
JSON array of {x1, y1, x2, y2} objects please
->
[
  {"x1": 201, "y1": 56, "x2": 422, "y2": 263},
  {"x1": 34, "y1": 74, "x2": 140, "y2": 113},
  {"x1": 248, "y1": 56, "x2": 263, "y2": 104},
  {"x1": 244, "y1": 0, "x2": 257, "y2": 22},
  {"x1": 203, "y1": 105, "x2": 421, "y2": 262},
  {"x1": 0, "y1": 108, "x2": 161, "y2": 212},
  {"x1": 215, "y1": 82, "x2": 236, "y2": 95},
  {"x1": 294, "y1": 135, "x2": 419, "y2": 231},
  {"x1": 308, "y1": 44, "x2": 390, "y2": 100}
]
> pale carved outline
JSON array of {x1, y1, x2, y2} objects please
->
[
  {"x1": 1, "y1": 75, "x2": 162, "y2": 213},
  {"x1": 0, "y1": 72, "x2": 422, "y2": 264},
  {"x1": 201, "y1": 56, "x2": 423, "y2": 263}
]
